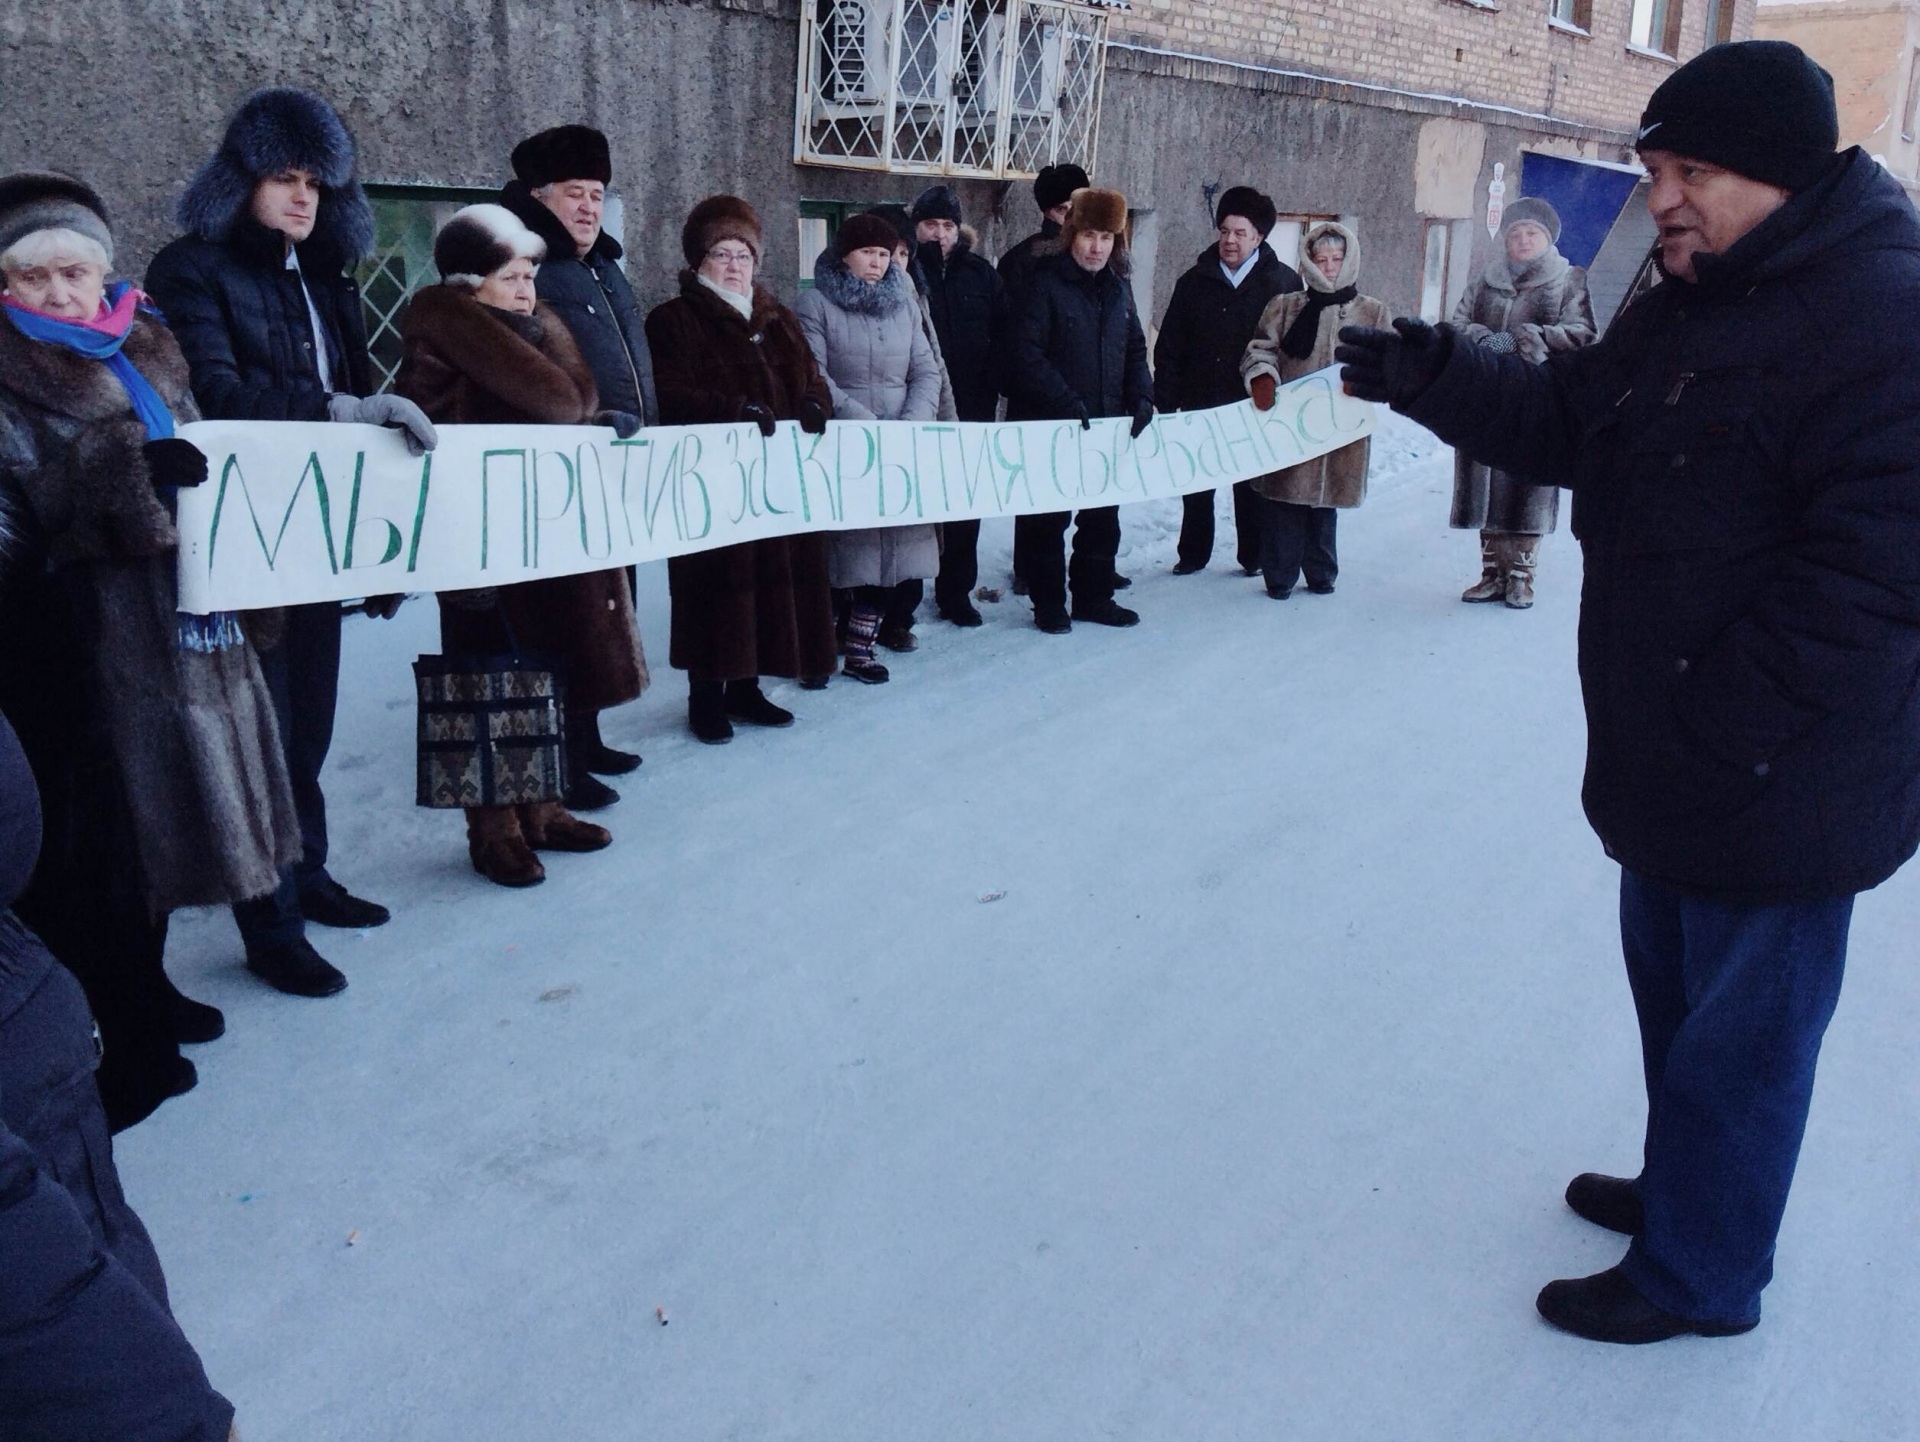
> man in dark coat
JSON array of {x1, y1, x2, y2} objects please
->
[
  {"x1": 147, "y1": 88, "x2": 435, "y2": 1000},
  {"x1": 1339, "y1": 40, "x2": 1920, "y2": 1344},
  {"x1": 0, "y1": 709, "x2": 235, "y2": 1441},
  {"x1": 911, "y1": 184, "x2": 1004, "y2": 627},
  {"x1": 1154, "y1": 186, "x2": 1301, "y2": 575},
  {"x1": 498, "y1": 124, "x2": 659, "y2": 809},
  {"x1": 1007, "y1": 187, "x2": 1154, "y2": 634}
]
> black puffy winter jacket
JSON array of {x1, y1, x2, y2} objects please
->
[
  {"x1": 916, "y1": 238, "x2": 1003, "y2": 422},
  {"x1": 145, "y1": 215, "x2": 373, "y2": 420},
  {"x1": 1009, "y1": 251, "x2": 1152, "y2": 424},
  {"x1": 1406, "y1": 149, "x2": 1920, "y2": 900},
  {"x1": 1153, "y1": 244, "x2": 1301, "y2": 413}
]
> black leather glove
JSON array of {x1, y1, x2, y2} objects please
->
[
  {"x1": 593, "y1": 410, "x2": 642, "y2": 439},
  {"x1": 1334, "y1": 318, "x2": 1452, "y2": 407},
  {"x1": 143, "y1": 438, "x2": 208, "y2": 490},
  {"x1": 1074, "y1": 405, "x2": 1091, "y2": 432},
  {"x1": 739, "y1": 402, "x2": 778, "y2": 439},
  {"x1": 361, "y1": 594, "x2": 405, "y2": 620},
  {"x1": 798, "y1": 397, "x2": 830, "y2": 437},
  {"x1": 1129, "y1": 399, "x2": 1154, "y2": 440}
]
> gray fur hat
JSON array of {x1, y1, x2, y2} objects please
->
[
  {"x1": 1502, "y1": 197, "x2": 1562, "y2": 243},
  {"x1": 0, "y1": 171, "x2": 113, "y2": 268},
  {"x1": 177, "y1": 87, "x2": 375, "y2": 263}
]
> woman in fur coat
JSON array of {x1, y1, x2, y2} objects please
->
[
  {"x1": 645, "y1": 196, "x2": 838, "y2": 743},
  {"x1": 796, "y1": 214, "x2": 944, "y2": 684},
  {"x1": 1448, "y1": 198, "x2": 1596, "y2": 609},
  {"x1": 1239, "y1": 222, "x2": 1391, "y2": 599},
  {"x1": 0, "y1": 172, "x2": 299, "y2": 1130},
  {"x1": 395, "y1": 204, "x2": 644, "y2": 888}
]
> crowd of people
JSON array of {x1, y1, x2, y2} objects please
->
[{"x1": 7, "y1": 36, "x2": 1920, "y2": 1433}]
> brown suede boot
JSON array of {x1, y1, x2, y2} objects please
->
[
  {"x1": 1461, "y1": 532, "x2": 1505, "y2": 603},
  {"x1": 517, "y1": 801, "x2": 612, "y2": 853},
  {"x1": 467, "y1": 805, "x2": 545, "y2": 887},
  {"x1": 1504, "y1": 535, "x2": 1540, "y2": 609}
]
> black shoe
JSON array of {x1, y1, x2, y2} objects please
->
[
  {"x1": 167, "y1": 991, "x2": 226, "y2": 1045},
  {"x1": 877, "y1": 625, "x2": 918, "y2": 653},
  {"x1": 1011, "y1": 572, "x2": 1029, "y2": 597},
  {"x1": 726, "y1": 680, "x2": 795, "y2": 727},
  {"x1": 564, "y1": 773, "x2": 620, "y2": 811},
  {"x1": 1566, "y1": 1173, "x2": 1644, "y2": 1236},
  {"x1": 246, "y1": 939, "x2": 348, "y2": 998},
  {"x1": 1536, "y1": 1267, "x2": 1757, "y2": 1344},
  {"x1": 1172, "y1": 559, "x2": 1206, "y2": 575},
  {"x1": 1034, "y1": 604, "x2": 1072, "y2": 635},
  {"x1": 1070, "y1": 599, "x2": 1140, "y2": 627},
  {"x1": 100, "y1": 1056, "x2": 199, "y2": 1133},
  {"x1": 1241, "y1": 564, "x2": 1261, "y2": 578},
  {"x1": 939, "y1": 600, "x2": 984, "y2": 627},
  {"x1": 1306, "y1": 579, "x2": 1336, "y2": 595},
  {"x1": 1266, "y1": 585, "x2": 1293, "y2": 600},
  {"x1": 689, "y1": 687, "x2": 735, "y2": 743},
  {"x1": 582, "y1": 742, "x2": 641, "y2": 775},
  {"x1": 797, "y1": 675, "x2": 831, "y2": 691},
  {"x1": 1112, "y1": 572, "x2": 1133, "y2": 590},
  {"x1": 299, "y1": 876, "x2": 392, "y2": 929}
]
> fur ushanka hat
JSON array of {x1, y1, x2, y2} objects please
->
[
  {"x1": 434, "y1": 204, "x2": 546, "y2": 289},
  {"x1": 1033, "y1": 163, "x2": 1091, "y2": 213},
  {"x1": 0, "y1": 171, "x2": 114, "y2": 268},
  {"x1": 510, "y1": 125, "x2": 613, "y2": 189},
  {"x1": 681, "y1": 195, "x2": 764, "y2": 267},
  {"x1": 833, "y1": 212, "x2": 902, "y2": 259},
  {"x1": 177, "y1": 87, "x2": 374, "y2": 263},
  {"x1": 1061, "y1": 187, "x2": 1130, "y2": 252}
]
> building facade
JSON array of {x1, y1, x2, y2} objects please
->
[
  {"x1": 1757, "y1": 0, "x2": 1920, "y2": 188},
  {"x1": 0, "y1": 0, "x2": 1753, "y2": 377}
]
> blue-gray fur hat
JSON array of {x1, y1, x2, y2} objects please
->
[{"x1": 177, "y1": 87, "x2": 375, "y2": 263}]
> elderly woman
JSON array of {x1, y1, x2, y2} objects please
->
[
  {"x1": 644, "y1": 197, "x2": 836, "y2": 741},
  {"x1": 1240, "y1": 222, "x2": 1391, "y2": 599},
  {"x1": 0, "y1": 172, "x2": 298, "y2": 1130},
  {"x1": 1449, "y1": 197, "x2": 1596, "y2": 608},
  {"x1": 394, "y1": 204, "x2": 643, "y2": 888},
  {"x1": 797, "y1": 214, "x2": 943, "y2": 684}
]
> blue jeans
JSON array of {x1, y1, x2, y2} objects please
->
[
  {"x1": 232, "y1": 603, "x2": 342, "y2": 951},
  {"x1": 1616, "y1": 869, "x2": 1853, "y2": 1325}
]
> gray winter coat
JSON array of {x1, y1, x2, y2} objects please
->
[
  {"x1": 797, "y1": 258, "x2": 943, "y2": 588},
  {"x1": 1449, "y1": 248, "x2": 1596, "y2": 534}
]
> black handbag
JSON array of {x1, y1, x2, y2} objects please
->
[{"x1": 413, "y1": 633, "x2": 569, "y2": 809}]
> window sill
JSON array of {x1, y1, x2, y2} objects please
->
[
  {"x1": 1624, "y1": 43, "x2": 1679, "y2": 65},
  {"x1": 1547, "y1": 19, "x2": 1590, "y2": 38},
  {"x1": 1449, "y1": 0, "x2": 1500, "y2": 10}
]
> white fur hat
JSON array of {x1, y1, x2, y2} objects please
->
[{"x1": 434, "y1": 203, "x2": 546, "y2": 289}]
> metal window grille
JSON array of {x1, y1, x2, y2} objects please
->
[
  {"x1": 357, "y1": 186, "x2": 497, "y2": 392},
  {"x1": 795, "y1": 0, "x2": 1113, "y2": 178}
]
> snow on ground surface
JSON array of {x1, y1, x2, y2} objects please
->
[{"x1": 128, "y1": 412, "x2": 1920, "y2": 1439}]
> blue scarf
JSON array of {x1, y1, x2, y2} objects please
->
[{"x1": 5, "y1": 284, "x2": 244, "y2": 653}]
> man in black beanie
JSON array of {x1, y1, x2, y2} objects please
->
[
  {"x1": 1337, "y1": 40, "x2": 1920, "y2": 1343},
  {"x1": 1154, "y1": 185, "x2": 1301, "y2": 575}
]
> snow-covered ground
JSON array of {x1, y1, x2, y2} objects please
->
[{"x1": 126, "y1": 414, "x2": 1920, "y2": 1439}]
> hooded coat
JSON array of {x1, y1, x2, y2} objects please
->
[
  {"x1": 797, "y1": 257, "x2": 944, "y2": 588},
  {"x1": 645, "y1": 273, "x2": 838, "y2": 681},
  {"x1": 0, "y1": 711, "x2": 235, "y2": 1442},
  {"x1": 394, "y1": 286, "x2": 647, "y2": 711},
  {"x1": 916, "y1": 229, "x2": 1003, "y2": 421},
  {"x1": 1448, "y1": 245, "x2": 1596, "y2": 534},
  {"x1": 1404, "y1": 149, "x2": 1920, "y2": 900},
  {"x1": 1239, "y1": 222, "x2": 1390, "y2": 508}
]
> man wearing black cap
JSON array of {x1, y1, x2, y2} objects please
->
[
  {"x1": 1339, "y1": 40, "x2": 1920, "y2": 1343},
  {"x1": 500, "y1": 125, "x2": 658, "y2": 808},
  {"x1": 1154, "y1": 186, "x2": 1301, "y2": 575}
]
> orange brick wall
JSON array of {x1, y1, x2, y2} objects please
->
[{"x1": 1755, "y1": 1, "x2": 1920, "y2": 179}]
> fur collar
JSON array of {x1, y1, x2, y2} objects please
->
[
  {"x1": 811, "y1": 253, "x2": 914, "y2": 316},
  {"x1": 1481, "y1": 247, "x2": 1571, "y2": 294},
  {"x1": 399, "y1": 285, "x2": 596, "y2": 424},
  {"x1": 498, "y1": 180, "x2": 625, "y2": 265},
  {"x1": 0, "y1": 307, "x2": 195, "y2": 423}
]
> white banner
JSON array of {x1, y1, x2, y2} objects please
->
[{"x1": 174, "y1": 366, "x2": 1374, "y2": 612}]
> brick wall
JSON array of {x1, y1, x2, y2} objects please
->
[
  {"x1": 1109, "y1": 0, "x2": 1757, "y2": 135},
  {"x1": 1756, "y1": 1, "x2": 1920, "y2": 180}
]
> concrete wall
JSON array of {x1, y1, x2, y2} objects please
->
[{"x1": 1756, "y1": 0, "x2": 1920, "y2": 181}]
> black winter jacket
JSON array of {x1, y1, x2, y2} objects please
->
[
  {"x1": 1010, "y1": 251, "x2": 1152, "y2": 424},
  {"x1": 1406, "y1": 149, "x2": 1920, "y2": 900},
  {"x1": 500, "y1": 182, "x2": 659, "y2": 426},
  {"x1": 995, "y1": 220, "x2": 1060, "y2": 398},
  {"x1": 916, "y1": 238, "x2": 1003, "y2": 421},
  {"x1": 0, "y1": 712, "x2": 233, "y2": 1441},
  {"x1": 1153, "y1": 244, "x2": 1302, "y2": 412},
  {"x1": 145, "y1": 215, "x2": 373, "y2": 420}
]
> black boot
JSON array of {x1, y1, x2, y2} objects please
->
[
  {"x1": 726, "y1": 678, "x2": 795, "y2": 727},
  {"x1": 563, "y1": 713, "x2": 621, "y2": 810},
  {"x1": 98, "y1": 1055, "x2": 199, "y2": 1134},
  {"x1": 577, "y1": 708, "x2": 641, "y2": 774},
  {"x1": 246, "y1": 938, "x2": 348, "y2": 998},
  {"x1": 1536, "y1": 1267, "x2": 1758, "y2": 1344},
  {"x1": 1070, "y1": 598, "x2": 1140, "y2": 627},
  {"x1": 299, "y1": 875, "x2": 392, "y2": 929},
  {"x1": 939, "y1": 597, "x2": 984, "y2": 627},
  {"x1": 689, "y1": 680, "x2": 734, "y2": 744},
  {"x1": 1565, "y1": 1173, "x2": 1644, "y2": 1235},
  {"x1": 1033, "y1": 602, "x2": 1072, "y2": 634},
  {"x1": 164, "y1": 987, "x2": 227, "y2": 1045}
]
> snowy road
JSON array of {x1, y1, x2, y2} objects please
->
[{"x1": 126, "y1": 416, "x2": 1920, "y2": 1439}]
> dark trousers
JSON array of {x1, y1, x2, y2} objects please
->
[
  {"x1": 232, "y1": 602, "x2": 342, "y2": 951},
  {"x1": 1615, "y1": 869, "x2": 1853, "y2": 1325},
  {"x1": 935, "y1": 519, "x2": 981, "y2": 614},
  {"x1": 883, "y1": 579, "x2": 923, "y2": 634},
  {"x1": 1014, "y1": 506, "x2": 1120, "y2": 611},
  {"x1": 1178, "y1": 482, "x2": 1261, "y2": 571},
  {"x1": 1258, "y1": 497, "x2": 1338, "y2": 593}
]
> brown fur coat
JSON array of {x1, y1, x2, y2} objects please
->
[{"x1": 396, "y1": 286, "x2": 647, "y2": 709}]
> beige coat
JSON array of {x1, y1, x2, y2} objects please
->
[{"x1": 1240, "y1": 222, "x2": 1389, "y2": 508}]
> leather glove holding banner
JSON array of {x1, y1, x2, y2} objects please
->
[
  {"x1": 1249, "y1": 374, "x2": 1278, "y2": 412},
  {"x1": 1335, "y1": 319, "x2": 1452, "y2": 407},
  {"x1": 797, "y1": 397, "x2": 830, "y2": 437},
  {"x1": 143, "y1": 438, "x2": 208, "y2": 490},
  {"x1": 739, "y1": 402, "x2": 778, "y2": 439},
  {"x1": 328, "y1": 393, "x2": 439, "y2": 456},
  {"x1": 1129, "y1": 399, "x2": 1154, "y2": 440}
]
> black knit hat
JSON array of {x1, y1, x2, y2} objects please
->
[
  {"x1": 511, "y1": 125, "x2": 613, "y2": 188},
  {"x1": 1214, "y1": 186, "x2": 1276, "y2": 238},
  {"x1": 833, "y1": 212, "x2": 902, "y2": 258},
  {"x1": 1636, "y1": 40, "x2": 1838, "y2": 192},
  {"x1": 910, "y1": 184, "x2": 964, "y2": 225},
  {"x1": 1033, "y1": 163, "x2": 1091, "y2": 213},
  {"x1": 1501, "y1": 196, "x2": 1561, "y2": 243}
]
